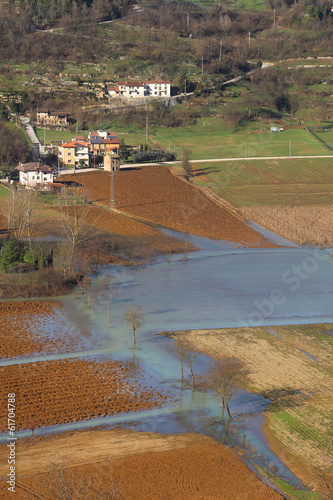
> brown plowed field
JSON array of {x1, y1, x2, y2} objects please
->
[
  {"x1": 60, "y1": 167, "x2": 275, "y2": 247},
  {"x1": 0, "y1": 300, "x2": 90, "y2": 359},
  {"x1": 0, "y1": 358, "x2": 170, "y2": 432},
  {"x1": 0, "y1": 429, "x2": 283, "y2": 499}
]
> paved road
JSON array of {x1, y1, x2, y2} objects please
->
[
  {"x1": 20, "y1": 116, "x2": 45, "y2": 161},
  {"x1": 56, "y1": 154, "x2": 333, "y2": 175}
]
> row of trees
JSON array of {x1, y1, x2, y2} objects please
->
[{"x1": 167, "y1": 337, "x2": 250, "y2": 420}]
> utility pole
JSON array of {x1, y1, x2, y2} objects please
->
[
  {"x1": 186, "y1": 13, "x2": 190, "y2": 35},
  {"x1": 146, "y1": 116, "x2": 148, "y2": 141},
  {"x1": 110, "y1": 166, "x2": 115, "y2": 209},
  {"x1": 248, "y1": 32, "x2": 251, "y2": 46},
  {"x1": 273, "y1": 8, "x2": 276, "y2": 26},
  {"x1": 289, "y1": 141, "x2": 292, "y2": 157}
]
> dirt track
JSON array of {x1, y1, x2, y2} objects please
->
[
  {"x1": 60, "y1": 167, "x2": 275, "y2": 247},
  {"x1": 0, "y1": 429, "x2": 283, "y2": 499}
]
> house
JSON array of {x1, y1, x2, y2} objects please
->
[
  {"x1": 87, "y1": 130, "x2": 119, "y2": 157},
  {"x1": 59, "y1": 140, "x2": 90, "y2": 166},
  {"x1": 108, "y1": 80, "x2": 171, "y2": 99},
  {"x1": 16, "y1": 162, "x2": 54, "y2": 187},
  {"x1": 104, "y1": 152, "x2": 120, "y2": 172},
  {"x1": 37, "y1": 109, "x2": 69, "y2": 128}
]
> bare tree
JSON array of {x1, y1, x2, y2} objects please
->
[
  {"x1": 220, "y1": 14, "x2": 232, "y2": 39},
  {"x1": 183, "y1": 346, "x2": 198, "y2": 388},
  {"x1": 166, "y1": 338, "x2": 188, "y2": 382},
  {"x1": 24, "y1": 190, "x2": 38, "y2": 251},
  {"x1": 122, "y1": 305, "x2": 144, "y2": 346},
  {"x1": 205, "y1": 357, "x2": 251, "y2": 420},
  {"x1": 181, "y1": 148, "x2": 192, "y2": 181},
  {"x1": 28, "y1": 454, "x2": 124, "y2": 499},
  {"x1": 57, "y1": 188, "x2": 94, "y2": 271},
  {"x1": 27, "y1": 417, "x2": 38, "y2": 438},
  {"x1": 1, "y1": 186, "x2": 38, "y2": 243},
  {"x1": 102, "y1": 272, "x2": 115, "y2": 325}
]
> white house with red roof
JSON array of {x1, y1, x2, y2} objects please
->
[
  {"x1": 108, "y1": 80, "x2": 171, "y2": 99},
  {"x1": 16, "y1": 162, "x2": 54, "y2": 187}
]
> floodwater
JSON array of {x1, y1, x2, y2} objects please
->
[{"x1": 3, "y1": 226, "x2": 333, "y2": 493}]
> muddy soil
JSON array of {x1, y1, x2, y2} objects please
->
[
  {"x1": 0, "y1": 301, "x2": 89, "y2": 359},
  {"x1": 0, "y1": 358, "x2": 170, "y2": 433}
]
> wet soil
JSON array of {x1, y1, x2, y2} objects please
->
[
  {"x1": 0, "y1": 358, "x2": 170, "y2": 433},
  {"x1": 0, "y1": 301, "x2": 88, "y2": 359}
]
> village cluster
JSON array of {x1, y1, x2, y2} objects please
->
[{"x1": 16, "y1": 127, "x2": 120, "y2": 189}]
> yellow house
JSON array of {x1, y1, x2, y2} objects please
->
[{"x1": 60, "y1": 141, "x2": 90, "y2": 166}]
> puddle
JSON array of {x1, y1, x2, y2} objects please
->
[
  {"x1": 267, "y1": 329, "x2": 281, "y2": 338},
  {"x1": 298, "y1": 349, "x2": 318, "y2": 362}
]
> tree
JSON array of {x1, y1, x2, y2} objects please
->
[
  {"x1": 122, "y1": 305, "x2": 144, "y2": 346},
  {"x1": 33, "y1": 455, "x2": 124, "y2": 500},
  {"x1": 102, "y1": 272, "x2": 115, "y2": 325},
  {"x1": 1, "y1": 187, "x2": 38, "y2": 247},
  {"x1": 118, "y1": 139, "x2": 130, "y2": 161},
  {"x1": 27, "y1": 417, "x2": 38, "y2": 438},
  {"x1": 57, "y1": 188, "x2": 94, "y2": 271},
  {"x1": 275, "y1": 93, "x2": 291, "y2": 114},
  {"x1": 183, "y1": 345, "x2": 197, "y2": 388},
  {"x1": 166, "y1": 338, "x2": 188, "y2": 382},
  {"x1": 205, "y1": 357, "x2": 251, "y2": 420},
  {"x1": 181, "y1": 148, "x2": 192, "y2": 181},
  {"x1": 24, "y1": 190, "x2": 38, "y2": 251},
  {"x1": 0, "y1": 237, "x2": 22, "y2": 272}
]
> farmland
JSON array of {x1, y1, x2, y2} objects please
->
[
  {"x1": 59, "y1": 167, "x2": 276, "y2": 247},
  {"x1": 0, "y1": 429, "x2": 283, "y2": 499},
  {"x1": 188, "y1": 157, "x2": 333, "y2": 207},
  {"x1": 150, "y1": 120, "x2": 328, "y2": 160},
  {"x1": 167, "y1": 324, "x2": 333, "y2": 494}
]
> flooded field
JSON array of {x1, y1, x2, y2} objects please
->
[{"x1": 1, "y1": 231, "x2": 332, "y2": 496}]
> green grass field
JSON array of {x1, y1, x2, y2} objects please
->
[
  {"x1": 189, "y1": 157, "x2": 333, "y2": 206},
  {"x1": 315, "y1": 130, "x2": 333, "y2": 150},
  {"x1": 151, "y1": 119, "x2": 329, "y2": 160},
  {"x1": 0, "y1": 185, "x2": 10, "y2": 201},
  {"x1": 35, "y1": 128, "x2": 79, "y2": 144}
]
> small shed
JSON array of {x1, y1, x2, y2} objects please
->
[{"x1": 271, "y1": 127, "x2": 282, "y2": 133}]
